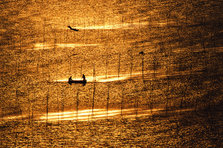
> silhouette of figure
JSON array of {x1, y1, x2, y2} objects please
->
[
  {"x1": 68, "y1": 76, "x2": 73, "y2": 85},
  {"x1": 68, "y1": 26, "x2": 79, "y2": 31},
  {"x1": 82, "y1": 74, "x2": 86, "y2": 81}
]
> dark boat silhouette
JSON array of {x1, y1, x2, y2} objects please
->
[
  {"x1": 68, "y1": 26, "x2": 79, "y2": 31},
  {"x1": 139, "y1": 51, "x2": 145, "y2": 55},
  {"x1": 68, "y1": 74, "x2": 87, "y2": 86}
]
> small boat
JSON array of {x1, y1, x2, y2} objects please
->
[
  {"x1": 68, "y1": 26, "x2": 79, "y2": 31},
  {"x1": 68, "y1": 74, "x2": 87, "y2": 86}
]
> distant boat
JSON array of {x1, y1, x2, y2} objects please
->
[
  {"x1": 139, "y1": 51, "x2": 145, "y2": 55},
  {"x1": 68, "y1": 26, "x2": 79, "y2": 31},
  {"x1": 68, "y1": 74, "x2": 87, "y2": 86}
]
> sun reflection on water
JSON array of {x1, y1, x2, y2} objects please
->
[
  {"x1": 2, "y1": 114, "x2": 28, "y2": 120},
  {"x1": 71, "y1": 22, "x2": 148, "y2": 30},
  {"x1": 39, "y1": 108, "x2": 140, "y2": 122},
  {"x1": 38, "y1": 107, "x2": 189, "y2": 122},
  {"x1": 1, "y1": 108, "x2": 194, "y2": 123},
  {"x1": 54, "y1": 72, "x2": 142, "y2": 83},
  {"x1": 32, "y1": 43, "x2": 99, "y2": 50}
]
